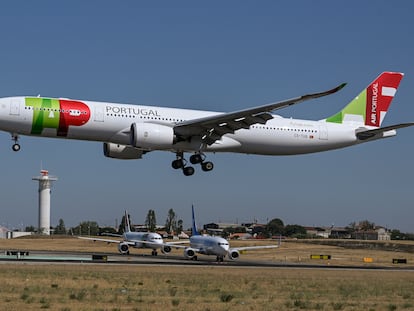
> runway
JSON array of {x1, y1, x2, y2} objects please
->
[{"x1": 1, "y1": 249, "x2": 412, "y2": 271}]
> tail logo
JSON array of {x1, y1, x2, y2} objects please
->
[
  {"x1": 366, "y1": 74, "x2": 401, "y2": 127},
  {"x1": 326, "y1": 72, "x2": 403, "y2": 127},
  {"x1": 369, "y1": 82, "x2": 379, "y2": 125}
]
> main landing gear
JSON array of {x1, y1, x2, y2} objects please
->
[
  {"x1": 171, "y1": 152, "x2": 214, "y2": 176},
  {"x1": 11, "y1": 134, "x2": 20, "y2": 152},
  {"x1": 216, "y1": 256, "x2": 224, "y2": 262}
]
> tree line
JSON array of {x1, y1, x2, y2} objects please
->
[
  {"x1": 23, "y1": 213, "x2": 414, "y2": 240},
  {"x1": 24, "y1": 208, "x2": 184, "y2": 236}
]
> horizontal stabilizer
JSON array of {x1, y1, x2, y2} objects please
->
[{"x1": 356, "y1": 122, "x2": 414, "y2": 140}]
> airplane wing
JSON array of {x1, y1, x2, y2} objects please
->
[
  {"x1": 169, "y1": 243, "x2": 191, "y2": 249},
  {"x1": 165, "y1": 240, "x2": 189, "y2": 245},
  {"x1": 77, "y1": 236, "x2": 133, "y2": 245},
  {"x1": 78, "y1": 236, "x2": 188, "y2": 249},
  {"x1": 356, "y1": 122, "x2": 414, "y2": 140},
  {"x1": 232, "y1": 244, "x2": 280, "y2": 252},
  {"x1": 174, "y1": 83, "x2": 346, "y2": 145},
  {"x1": 101, "y1": 233, "x2": 123, "y2": 238},
  {"x1": 169, "y1": 243, "x2": 202, "y2": 252}
]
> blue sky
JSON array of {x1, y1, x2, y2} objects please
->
[{"x1": 0, "y1": 1, "x2": 413, "y2": 232}]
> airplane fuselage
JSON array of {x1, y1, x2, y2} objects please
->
[
  {"x1": 124, "y1": 231, "x2": 164, "y2": 249},
  {"x1": 0, "y1": 96, "x2": 369, "y2": 155},
  {"x1": 189, "y1": 235, "x2": 229, "y2": 257},
  {"x1": 1, "y1": 72, "x2": 409, "y2": 176}
]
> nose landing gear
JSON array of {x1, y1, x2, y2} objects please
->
[{"x1": 11, "y1": 134, "x2": 20, "y2": 152}]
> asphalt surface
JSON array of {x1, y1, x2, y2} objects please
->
[{"x1": 0, "y1": 249, "x2": 413, "y2": 271}]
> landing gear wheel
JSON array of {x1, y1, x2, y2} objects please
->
[
  {"x1": 12, "y1": 144, "x2": 21, "y2": 152},
  {"x1": 201, "y1": 161, "x2": 214, "y2": 172},
  {"x1": 190, "y1": 154, "x2": 203, "y2": 164},
  {"x1": 151, "y1": 250, "x2": 158, "y2": 256},
  {"x1": 172, "y1": 159, "x2": 184, "y2": 169},
  {"x1": 183, "y1": 166, "x2": 195, "y2": 176}
]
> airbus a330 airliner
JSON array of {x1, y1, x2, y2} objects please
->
[{"x1": 0, "y1": 71, "x2": 412, "y2": 176}]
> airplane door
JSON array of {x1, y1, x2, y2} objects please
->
[
  {"x1": 319, "y1": 125, "x2": 328, "y2": 140},
  {"x1": 94, "y1": 105, "x2": 104, "y2": 122},
  {"x1": 9, "y1": 99, "x2": 20, "y2": 116}
]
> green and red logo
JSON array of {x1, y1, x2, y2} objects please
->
[
  {"x1": 326, "y1": 72, "x2": 404, "y2": 127},
  {"x1": 25, "y1": 97, "x2": 91, "y2": 136}
]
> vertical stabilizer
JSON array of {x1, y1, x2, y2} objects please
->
[
  {"x1": 326, "y1": 72, "x2": 404, "y2": 127},
  {"x1": 191, "y1": 205, "x2": 200, "y2": 236},
  {"x1": 124, "y1": 210, "x2": 131, "y2": 233}
]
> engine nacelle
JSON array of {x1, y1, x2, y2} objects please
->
[
  {"x1": 118, "y1": 242, "x2": 130, "y2": 255},
  {"x1": 228, "y1": 249, "x2": 240, "y2": 260},
  {"x1": 103, "y1": 142, "x2": 144, "y2": 159},
  {"x1": 184, "y1": 248, "x2": 196, "y2": 259},
  {"x1": 130, "y1": 123, "x2": 174, "y2": 149},
  {"x1": 161, "y1": 245, "x2": 172, "y2": 254}
]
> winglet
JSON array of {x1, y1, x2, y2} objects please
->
[
  {"x1": 191, "y1": 205, "x2": 200, "y2": 236},
  {"x1": 299, "y1": 82, "x2": 347, "y2": 103}
]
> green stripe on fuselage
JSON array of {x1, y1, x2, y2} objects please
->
[{"x1": 26, "y1": 97, "x2": 60, "y2": 134}]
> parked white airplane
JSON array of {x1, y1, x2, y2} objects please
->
[
  {"x1": 0, "y1": 72, "x2": 412, "y2": 175},
  {"x1": 177, "y1": 206, "x2": 279, "y2": 262},
  {"x1": 78, "y1": 211, "x2": 174, "y2": 256}
]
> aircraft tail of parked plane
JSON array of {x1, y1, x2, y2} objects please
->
[
  {"x1": 0, "y1": 71, "x2": 412, "y2": 176},
  {"x1": 191, "y1": 205, "x2": 200, "y2": 236},
  {"x1": 124, "y1": 211, "x2": 132, "y2": 233}
]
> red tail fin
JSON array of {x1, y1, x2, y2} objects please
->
[{"x1": 365, "y1": 72, "x2": 404, "y2": 127}]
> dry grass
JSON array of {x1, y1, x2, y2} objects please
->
[
  {"x1": 0, "y1": 264, "x2": 413, "y2": 310},
  {"x1": 0, "y1": 237, "x2": 413, "y2": 310}
]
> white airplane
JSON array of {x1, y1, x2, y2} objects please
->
[
  {"x1": 177, "y1": 206, "x2": 279, "y2": 262},
  {"x1": 78, "y1": 211, "x2": 174, "y2": 256},
  {"x1": 0, "y1": 72, "x2": 412, "y2": 176}
]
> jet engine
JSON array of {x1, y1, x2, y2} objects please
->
[
  {"x1": 118, "y1": 242, "x2": 130, "y2": 255},
  {"x1": 228, "y1": 249, "x2": 240, "y2": 260},
  {"x1": 103, "y1": 142, "x2": 144, "y2": 159},
  {"x1": 184, "y1": 248, "x2": 197, "y2": 259},
  {"x1": 161, "y1": 245, "x2": 172, "y2": 254},
  {"x1": 130, "y1": 123, "x2": 174, "y2": 149}
]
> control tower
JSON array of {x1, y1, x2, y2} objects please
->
[{"x1": 32, "y1": 170, "x2": 58, "y2": 235}]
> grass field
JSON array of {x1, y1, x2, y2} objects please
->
[{"x1": 0, "y1": 237, "x2": 413, "y2": 310}]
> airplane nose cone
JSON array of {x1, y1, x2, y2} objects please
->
[{"x1": 220, "y1": 242, "x2": 229, "y2": 254}]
